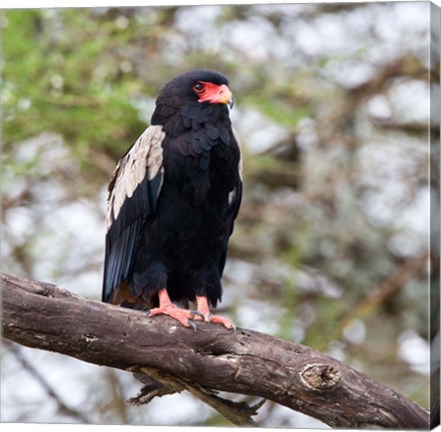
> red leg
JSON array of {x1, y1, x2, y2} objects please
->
[
  {"x1": 194, "y1": 295, "x2": 236, "y2": 330},
  {"x1": 148, "y1": 288, "x2": 196, "y2": 328}
]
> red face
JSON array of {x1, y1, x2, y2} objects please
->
[{"x1": 193, "y1": 81, "x2": 234, "y2": 108}]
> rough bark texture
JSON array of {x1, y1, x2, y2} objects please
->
[{"x1": 1, "y1": 272, "x2": 430, "y2": 429}]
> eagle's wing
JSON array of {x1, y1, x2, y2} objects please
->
[
  {"x1": 217, "y1": 128, "x2": 243, "y2": 276},
  {"x1": 102, "y1": 125, "x2": 165, "y2": 303}
]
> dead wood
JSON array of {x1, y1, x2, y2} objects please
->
[{"x1": 1, "y1": 272, "x2": 429, "y2": 428}]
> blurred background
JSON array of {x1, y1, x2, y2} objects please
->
[{"x1": 1, "y1": 2, "x2": 438, "y2": 428}]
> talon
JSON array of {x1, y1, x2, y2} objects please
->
[
  {"x1": 188, "y1": 320, "x2": 198, "y2": 331},
  {"x1": 148, "y1": 288, "x2": 196, "y2": 329},
  {"x1": 210, "y1": 314, "x2": 236, "y2": 330},
  {"x1": 148, "y1": 306, "x2": 193, "y2": 328},
  {"x1": 194, "y1": 295, "x2": 236, "y2": 330},
  {"x1": 190, "y1": 310, "x2": 205, "y2": 319},
  {"x1": 193, "y1": 312, "x2": 213, "y2": 323}
]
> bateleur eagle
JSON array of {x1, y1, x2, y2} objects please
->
[{"x1": 102, "y1": 69, "x2": 242, "y2": 330}]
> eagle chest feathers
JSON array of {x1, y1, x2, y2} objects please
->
[
  {"x1": 163, "y1": 107, "x2": 240, "y2": 206},
  {"x1": 102, "y1": 69, "x2": 242, "y2": 330}
]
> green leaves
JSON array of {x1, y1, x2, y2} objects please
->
[{"x1": 2, "y1": 9, "x2": 145, "y2": 163}]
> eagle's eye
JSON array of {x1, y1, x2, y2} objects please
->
[{"x1": 193, "y1": 82, "x2": 205, "y2": 94}]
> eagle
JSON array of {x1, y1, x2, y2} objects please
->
[{"x1": 102, "y1": 69, "x2": 242, "y2": 330}]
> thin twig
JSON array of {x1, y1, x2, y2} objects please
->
[
  {"x1": 4, "y1": 340, "x2": 91, "y2": 424},
  {"x1": 339, "y1": 252, "x2": 428, "y2": 328}
]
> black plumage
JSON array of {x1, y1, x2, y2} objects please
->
[{"x1": 102, "y1": 69, "x2": 242, "y2": 329}]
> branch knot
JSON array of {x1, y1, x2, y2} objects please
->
[{"x1": 300, "y1": 363, "x2": 341, "y2": 391}]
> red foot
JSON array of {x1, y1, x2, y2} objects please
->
[
  {"x1": 193, "y1": 296, "x2": 236, "y2": 330},
  {"x1": 148, "y1": 288, "x2": 195, "y2": 328},
  {"x1": 148, "y1": 304, "x2": 196, "y2": 328}
]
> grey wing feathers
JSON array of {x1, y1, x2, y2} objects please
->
[{"x1": 102, "y1": 125, "x2": 165, "y2": 303}]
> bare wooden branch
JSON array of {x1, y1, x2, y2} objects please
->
[{"x1": 1, "y1": 272, "x2": 429, "y2": 428}]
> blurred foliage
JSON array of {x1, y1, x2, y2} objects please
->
[{"x1": 1, "y1": 3, "x2": 438, "y2": 428}]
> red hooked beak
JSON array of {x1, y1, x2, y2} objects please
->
[{"x1": 197, "y1": 82, "x2": 234, "y2": 109}]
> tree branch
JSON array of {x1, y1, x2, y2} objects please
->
[
  {"x1": 1, "y1": 272, "x2": 429, "y2": 428},
  {"x1": 4, "y1": 340, "x2": 91, "y2": 423}
]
